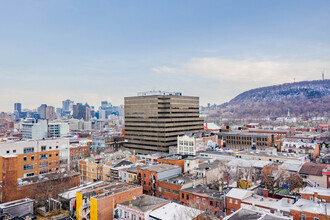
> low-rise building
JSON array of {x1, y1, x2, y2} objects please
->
[
  {"x1": 0, "y1": 198, "x2": 35, "y2": 219},
  {"x1": 236, "y1": 148, "x2": 310, "y2": 163},
  {"x1": 1, "y1": 155, "x2": 80, "y2": 203},
  {"x1": 299, "y1": 162, "x2": 329, "y2": 188},
  {"x1": 117, "y1": 195, "x2": 170, "y2": 220},
  {"x1": 180, "y1": 184, "x2": 225, "y2": 218},
  {"x1": 177, "y1": 132, "x2": 218, "y2": 155},
  {"x1": 0, "y1": 138, "x2": 68, "y2": 180},
  {"x1": 300, "y1": 187, "x2": 330, "y2": 203},
  {"x1": 157, "y1": 175, "x2": 203, "y2": 202},
  {"x1": 76, "y1": 182, "x2": 143, "y2": 220},
  {"x1": 290, "y1": 199, "x2": 330, "y2": 220},
  {"x1": 148, "y1": 202, "x2": 204, "y2": 220},
  {"x1": 137, "y1": 164, "x2": 181, "y2": 196}
]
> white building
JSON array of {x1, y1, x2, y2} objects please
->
[
  {"x1": 48, "y1": 122, "x2": 70, "y2": 138},
  {"x1": 177, "y1": 133, "x2": 218, "y2": 155},
  {"x1": 22, "y1": 119, "x2": 48, "y2": 140}
]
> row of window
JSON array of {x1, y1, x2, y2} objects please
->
[
  {"x1": 178, "y1": 141, "x2": 194, "y2": 146},
  {"x1": 6, "y1": 146, "x2": 60, "y2": 155}
]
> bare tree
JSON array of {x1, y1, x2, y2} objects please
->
[
  {"x1": 285, "y1": 173, "x2": 303, "y2": 196},
  {"x1": 262, "y1": 168, "x2": 288, "y2": 198}
]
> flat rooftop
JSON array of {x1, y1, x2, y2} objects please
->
[
  {"x1": 119, "y1": 195, "x2": 169, "y2": 212},
  {"x1": 180, "y1": 184, "x2": 223, "y2": 199},
  {"x1": 301, "y1": 186, "x2": 330, "y2": 196},
  {"x1": 139, "y1": 164, "x2": 179, "y2": 173},
  {"x1": 17, "y1": 171, "x2": 79, "y2": 186},
  {"x1": 78, "y1": 182, "x2": 141, "y2": 200}
]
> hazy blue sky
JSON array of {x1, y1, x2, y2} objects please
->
[{"x1": 1, "y1": 0, "x2": 329, "y2": 111}]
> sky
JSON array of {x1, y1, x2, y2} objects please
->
[{"x1": 0, "y1": 0, "x2": 330, "y2": 112}]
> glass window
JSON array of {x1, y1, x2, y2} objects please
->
[
  {"x1": 196, "y1": 197, "x2": 199, "y2": 203},
  {"x1": 23, "y1": 164, "x2": 34, "y2": 171},
  {"x1": 164, "y1": 188, "x2": 170, "y2": 193},
  {"x1": 24, "y1": 147, "x2": 34, "y2": 154},
  {"x1": 24, "y1": 156, "x2": 27, "y2": 162},
  {"x1": 173, "y1": 190, "x2": 179, "y2": 195}
]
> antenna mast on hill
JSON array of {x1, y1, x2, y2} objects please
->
[{"x1": 322, "y1": 71, "x2": 325, "y2": 80}]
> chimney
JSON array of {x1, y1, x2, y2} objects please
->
[
  {"x1": 314, "y1": 192, "x2": 318, "y2": 201},
  {"x1": 2, "y1": 155, "x2": 18, "y2": 202},
  {"x1": 263, "y1": 189, "x2": 269, "y2": 198}
]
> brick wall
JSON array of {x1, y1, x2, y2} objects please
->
[
  {"x1": 2, "y1": 155, "x2": 80, "y2": 203},
  {"x1": 180, "y1": 190, "x2": 223, "y2": 218},
  {"x1": 95, "y1": 186, "x2": 143, "y2": 220},
  {"x1": 225, "y1": 196, "x2": 241, "y2": 215}
]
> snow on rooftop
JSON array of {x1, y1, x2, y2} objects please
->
[
  {"x1": 149, "y1": 203, "x2": 203, "y2": 220},
  {"x1": 226, "y1": 188, "x2": 253, "y2": 200},
  {"x1": 301, "y1": 186, "x2": 330, "y2": 196}
]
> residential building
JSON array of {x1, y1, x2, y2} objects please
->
[
  {"x1": 281, "y1": 139, "x2": 320, "y2": 159},
  {"x1": 299, "y1": 162, "x2": 329, "y2": 188},
  {"x1": 290, "y1": 199, "x2": 330, "y2": 220},
  {"x1": 137, "y1": 164, "x2": 181, "y2": 196},
  {"x1": 1, "y1": 155, "x2": 80, "y2": 202},
  {"x1": 0, "y1": 198, "x2": 35, "y2": 219},
  {"x1": 22, "y1": 118, "x2": 48, "y2": 140},
  {"x1": 148, "y1": 202, "x2": 204, "y2": 220},
  {"x1": 76, "y1": 182, "x2": 143, "y2": 220},
  {"x1": 300, "y1": 187, "x2": 330, "y2": 203},
  {"x1": 180, "y1": 184, "x2": 225, "y2": 218},
  {"x1": 224, "y1": 207, "x2": 291, "y2": 220},
  {"x1": 117, "y1": 195, "x2": 170, "y2": 220},
  {"x1": 157, "y1": 154, "x2": 187, "y2": 172},
  {"x1": 59, "y1": 181, "x2": 102, "y2": 218},
  {"x1": 0, "y1": 138, "x2": 68, "y2": 180},
  {"x1": 177, "y1": 132, "x2": 218, "y2": 155},
  {"x1": 157, "y1": 175, "x2": 203, "y2": 202},
  {"x1": 125, "y1": 91, "x2": 204, "y2": 154},
  {"x1": 78, "y1": 158, "x2": 103, "y2": 183},
  {"x1": 48, "y1": 122, "x2": 69, "y2": 138}
]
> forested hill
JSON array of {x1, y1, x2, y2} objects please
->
[{"x1": 220, "y1": 80, "x2": 330, "y2": 119}]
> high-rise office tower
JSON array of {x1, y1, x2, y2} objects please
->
[
  {"x1": 46, "y1": 106, "x2": 56, "y2": 121},
  {"x1": 72, "y1": 104, "x2": 91, "y2": 121},
  {"x1": 38, "y1": 104, "x2": 47, "y2": 119},
  {"x1": 62, "y1": 99, "x2": 74, "y2": 111},
  {"x1": 124, "y1": 91, "x2": 204, "y2": 154},
  {"x1": 14, "y1": 103, "x2": 22, "y2": 113}
]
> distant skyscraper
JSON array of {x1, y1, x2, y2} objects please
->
[
  {"x1": 46, "y1": 106, "x2": 56, "y2": 121},
  {"x1": 14, "y1": 103, "x2": 22, "y2": 113},
  {"x1": 73, "y1": 104, "x2": 91, "y2": 121},
  {"x1": 62, "y1": 99, "x2": 74, "y2": 111},
  {"x1": 38, "y1": 104, "x2": 47, "y2": 119}
]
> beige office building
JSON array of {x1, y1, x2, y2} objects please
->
[{"x1": 125, "y1": 91, "x2": 203, "y2": 154}]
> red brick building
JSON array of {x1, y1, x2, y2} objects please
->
[
  {"x1": 180, "y1": 184, "x2": 225, "y2": 218},
  {"x1": 1, "y1": 155, "x2": 80, "y2": 203},
  {"x1": 137, "y1": 164, "x2": 181, "y2": 196}
]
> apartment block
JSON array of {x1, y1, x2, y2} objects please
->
[
  {"x1": 76, "y1": 182, "x2": 143, "y2": 220},
  {"x1": 219, "y1": 132, "x2": 278, "y2": 151},
  {"x1": 0, "y1": 138, "x2": 69, "y2": 180},
  {"x1": 117, "y1": 195, "x2": 170, "y2": 220},
  {"x1": 177, "y1": 132, "x2": 218, "y2": 155},
  {"x1": 137, "y1": 164, "x2": 181, "y2": 196},
  {"x1": 1, "y1": 155, "x2": 80, "y2": 203},
  {"x1": 125, "y1": 91, "x2": 204, "y2": 154}
]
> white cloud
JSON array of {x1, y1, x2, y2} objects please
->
[{"x1": 152, "y1": 58, "x2": 329, "y2": 84}]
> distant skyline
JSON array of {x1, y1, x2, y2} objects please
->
[{"x1": 1, "y1": 0, "x2": 329, "y2": 111}]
